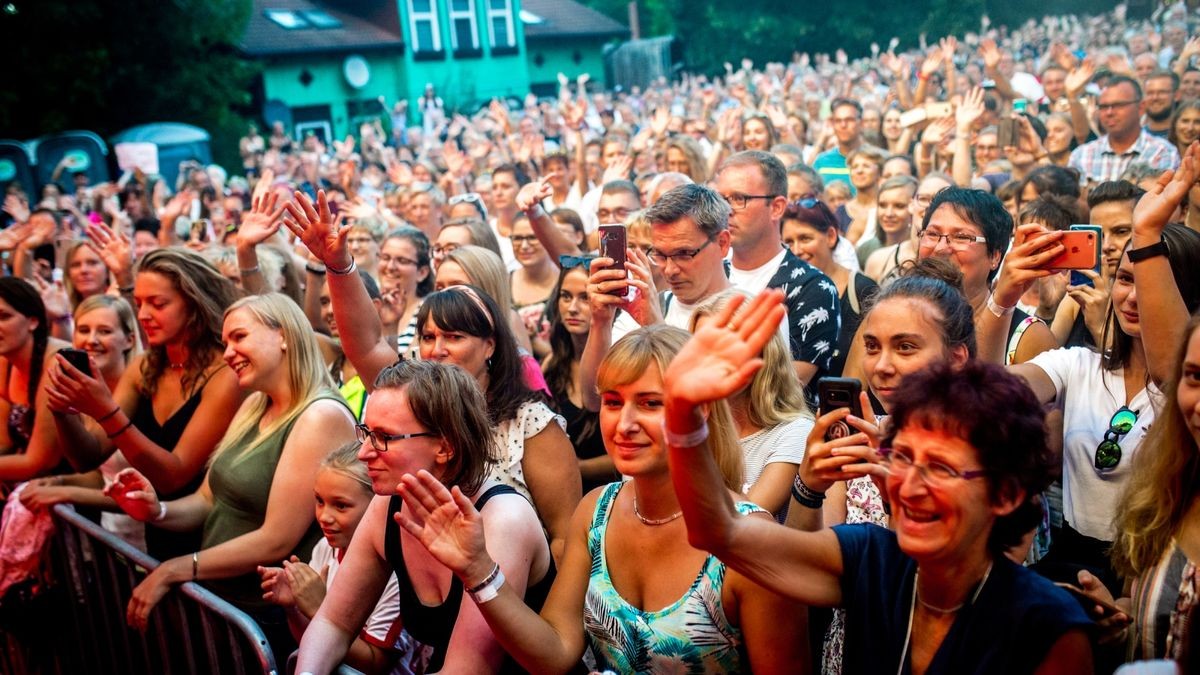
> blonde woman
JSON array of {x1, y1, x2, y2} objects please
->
[
  {"x1": 106, "y1": 293, "x2": 356, "y2": 658},
  {"x1": 690, "y1": 290, "x2": 814, "y2": 516}
]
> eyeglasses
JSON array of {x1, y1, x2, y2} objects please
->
[
  {"x1": 1095, "y1": 406, "x2": 1138, "y2": 471},
  {"x1": 1097, "y1": 99, "x2": 1141, "y2": 112},
  {"x1": 721, "y1": 193, "x2": 778, "y2": 210},
  {"x1": 649, "y1": 237, "x2": 714, "y2": 266},
  {"x1": 919, "y1": 229, "x2": 987, "y2": 249},
  {"x1": 432, "y1": 243, "x2": 460, "y2": 258},
  {"x1": 784, "y1": 196, "x2": 821, "y2": 215},
  {"x1": 914, "y1": 193, "x2": 938, "y2": 207},
  {"x1": 510, "y1": 234, "x2": 541, "y2": 248},
  {"x1": 379, "y1": 254, "x2": 419, "y2": 267},
  {"x1": 831, "y1": 116, "x2": 860, "y2": 126},
  {"x1": 596, "y1": 207, "x2": 634, "y2": 223},
  {"x1": 559, "y1": 254, "x2": 596, "y2": 269},
  {"x1": 878, "y1": 447, "x2": 988, "y2": 488},
  {"x1": 448, "y1": 193, "x2": 483, "y2": 206},
  {"x1": 355, "y1": 423, "x2": 438, "y2": 453}
]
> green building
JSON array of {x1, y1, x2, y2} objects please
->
[{"x1": 239, "y1": 0, "x2": 628, "y2": 141}]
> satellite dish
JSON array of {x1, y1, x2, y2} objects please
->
[{"x1": 343, "y1": 55, "x2": 370, "y2": 89}]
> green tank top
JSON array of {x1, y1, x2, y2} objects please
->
[{"x1": 200, "y1": 391, "x2": 347, "y2": 610}]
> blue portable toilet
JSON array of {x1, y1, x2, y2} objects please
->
[
  {"x1": 0, "y1": 140, "x2": 36, "y2": 198},
  {"x1": 110, "y1": 123, "x2": 212, "y2": 189},
  {"x1": 29, "y1": 131, "x2": 111, "y2": 192}
]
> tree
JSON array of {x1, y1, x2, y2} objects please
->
[{"x1": 0, "y1": 0, "x2": 258, "y2": 170}]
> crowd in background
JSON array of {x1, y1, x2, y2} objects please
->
[{"x1": 5, "y1": 2, "x2": 1200, "y2": 674}]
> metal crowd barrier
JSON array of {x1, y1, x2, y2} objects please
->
[{"x1": 0, "y1": 504, "x2": 278, "y2": 674}]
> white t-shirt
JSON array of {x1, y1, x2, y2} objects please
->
[
  {"x1": 728, "y1": 248, "x2": 787, "y2": 296},
  {"x1": 310, "y1": 539, "x2": 427, "y2": 674},
  {"x1": 488, "y1": 217, "x2": 521, "y2": 272},
  {"x1": 1028, "y1": 347, "x2": 1163, "y2": 540},
  {"x1": 740, "y1": 415, "x2": 814, "y2": 495},
  {"x1": 833, "y1": 236, "x2": 861, "y2": 272}
]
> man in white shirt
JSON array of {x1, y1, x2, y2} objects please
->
[{"x1": 716, "y1": 151, "x2": 841, "y2": 386}]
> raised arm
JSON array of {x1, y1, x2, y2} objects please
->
[
  {"x1": 1131, "y1": 143, "x2": 1199, "y2": 385},
  {"x1": 235, "y1": 179, "x2": 289, "y2": 296},
  {"x1": 0, "y1": 344, "x2": 69, "y2": 481},
  {"x1": 395, "y1": 471, "x2": 591, "y2": 674},
  {"x1": 285, "y1": 191, "x2": 396, "y2": 391},
  {"x1": 952, "y1": 87, "x2": 985, "y2": 186},
  {"x1": 516, "y1": 176, "x2": 581, "y2": 263},
  {"x1": 662, "y1": 289, "x2": 844, "y2": 606},
  {"x1": 980, "y1": 225, "x2": 1065, "y2": 365}
]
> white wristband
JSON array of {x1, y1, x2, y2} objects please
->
[
  {"x1": 155, "y1": 501, "x2": 168, "y2": 522},
  {"x1": 661, "y1": 419, "x2": 709, "y2": 447},
  {"x1": 986, "y1": 294, "x2": 1015, "y2": 319},
  {"x1": 469, "y1": 568, "x2": 506, "y2": 604}
]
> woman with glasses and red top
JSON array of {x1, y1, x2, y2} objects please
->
[
  {"x1": 1003, "y1": 212, "x2": 1200, "y2": 593},
  {"x1": 660, "y1": 290, "x2": 1093, "y2": 674},
  {"x1": 781, "y1": 196, "x2": 879, "y2": 377}
]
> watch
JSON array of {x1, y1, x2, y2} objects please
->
[{"x1": 1127, "y1": 240, "x2": 1169, "y2": 263}]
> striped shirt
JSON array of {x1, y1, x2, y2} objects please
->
[{"x1": 1068, "y1": 130, "x2": 1180, "y2": 184}]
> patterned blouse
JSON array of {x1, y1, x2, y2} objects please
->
[{"x1": 583, "y1": 482, "x2": 765, "y2": 673}]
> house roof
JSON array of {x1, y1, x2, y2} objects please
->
[
  {"x1": 521, "y1": 0, "x2": 629, "y2": 40},
  {"x1": 239, "y1": 0, "x2": 403, "y2": 57}
]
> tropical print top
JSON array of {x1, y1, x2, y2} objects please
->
[{"x1": 582, "y1": 481, "x2": 764, "y2": 674}]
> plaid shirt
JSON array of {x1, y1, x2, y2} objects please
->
[{"x1": 1068, "y1": 130, "x2": 1180, "y2": 184}]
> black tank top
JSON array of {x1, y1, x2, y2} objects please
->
[
  {"x1": 385, "y1": 484, "x2": 555, "y2": 673},
  {"x1": 132, "y1": 388, "x2": 206, "y2": 561}
]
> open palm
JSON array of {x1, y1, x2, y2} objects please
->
[
  {"x1": 1134, "y1": 142, "x2": 1198, "y2": 237},
  {"x1": 282, "y1": 190, "x2": 349, "y2": 268},
  {"x1": 395, "y1": 470, "x2": 489, "y2": 578},
  {"x1": 238, "y1": 191, "x2": 287, "y2": 248},
  {"x1": 663, "y1": 289, "x2": 785, "y2": 408}
]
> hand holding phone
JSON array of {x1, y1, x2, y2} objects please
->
[
  {"x1": 1033, "y1": 229, "x2": 1099, "y2": 270},
  {"x1": 598, "y1": 224, "x2": 631, "y2": 299},
  {"x1": 58, "y1": 348, "x2": 92, "y2": 377},
  {"x1": 818, "y1": 377, "x2": 866, "y2": 442}
]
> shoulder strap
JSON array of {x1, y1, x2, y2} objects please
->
[
  {"x1": 848, "y1": 273, "x2": 861, "y2": 315},
  {"x1": 474, "y1": 483, "x2": 520, "y2": 511}
]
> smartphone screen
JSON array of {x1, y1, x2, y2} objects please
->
[{"x1": 59, "y1": 348, "x2": 92, "y2": 377}]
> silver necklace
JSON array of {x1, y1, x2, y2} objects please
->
[
  {"x1": 632, "y1": 496, "x2": 683, "y2": 526},
  {"x1": 897, "y1": 560, "x2": 994, "y2": 675}
]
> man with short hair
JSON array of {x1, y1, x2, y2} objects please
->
[
  {"x1": 1040, "y1": 65, "x2": 1069, "y2": 105},
  {"x1": 1068, "y1": 75, "x2": 1179, "y2": 184},
  {"x1": 489, "y1": 163, "x2": 529, "y2": 270},
  {"x1": 812, "y1": 98, "x2": 869, "y2": 190},
  {"x1": 1142, "y1": 70, "x2": 1180, "y2": 137},
  {"x1": 716, "y1": 151, "x2": 840, "y2": 385},
  {"x1": 406, "y1": 185, "x2": 444, "y2": 240}
]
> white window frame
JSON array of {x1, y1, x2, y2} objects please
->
[
  {"x1": 448, "y1": 0, "x2": 479, "y2": 51},
  {"x1": 486, "y1": 0, "x2": 515, "y2": 49},
  {"x1": 407, "y1": 0, "x2": 442, "y2": 53}
]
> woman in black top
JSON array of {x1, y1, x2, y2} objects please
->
[{"x1": 295, "y1": 360, "x2": 553, "y2": 674}]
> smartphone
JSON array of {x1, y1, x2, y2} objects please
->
[
  {"x1": 1034, "y1": 229, "x2": 1100, "y2": 270},
  {"x1": 59, "y1": 348, "x2": 92, "y2": 377},
  {"x1": 818, "y1": 377, "x2": 865, "y2": 442},
  {"x1": 1068, "y1": 225, "x2": 1102, "y2": 287},
  {"x1": 1054, "y1": 582, "x2": 1124, "y2": 616},
  {"x1": 925, "y1": 102, "x2": 953, "y2": 119},
  {"x1": 598, "y1": 224, "x2": 627, "y2": 297},
  {"x1": 1013, "y1": 98, "x2": 1028, "y2": 114},
  {"x1": 997, "y1": 118, "x2": 1018, "y2": 148},
  {"x1": 899, "y1": 108, "x2": 928, "y2": 128}
]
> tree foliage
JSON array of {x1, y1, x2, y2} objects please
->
[
  {"x1": 0, "y1": 0, "x2": 257, "y2": 169},
  {"x1": 586, "y1": 0, "x2": 1121, "y2": 75}
]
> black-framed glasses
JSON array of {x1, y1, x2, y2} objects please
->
[
  {"x1": 878, "y1": 447, "x2": 988, "y2": 488},
  {"x1": 721, "y1": 193, "x2": 779, "y2": 210},
  {"x1": 648, "y1": 237, "x2": 714, "y2": 266},
  {"x1": 1096, "y1": 99, "x2": 1141, "y2": 112},
  {"x1": 379, "y1": 254, "x2": 419, "y2": 267},
  {"x1": 355, "y1": 423, "x2": 438, "y2": 453},
  {"x1": 1095, "y1": 406, "x2": 1138, "y2": 471}
]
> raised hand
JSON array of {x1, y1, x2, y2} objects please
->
[
  {"x1": 237, "y1": 189, "x2": 288, "y2": 249},
  {"x1": 663, "y1": 289, "x2": 786, "y2": 408},
  {"x1": 991, "y1": 224, "x2": 1065, "y2": 309},
  {"x1": 601, "y1": 155, "x2": 633, "y2": 184},
  {"x1": 651, "y1": 107, "x2": 671, "y2": 137},
  {"x1": 1134, "y1": 142, "x2": 1199, "y2": 238},
  {"x1": 3, "y1": 194, "x2": 29, "y2": 224},
  {"x1": 920, "y1": 51, "x2": 942, "y2": 78},
  {"x1": 1064, "y1": 58, "x2": 1095, "y2": 98},
  {"x1": 939, "y1": 36, "x2": 958, "y2": 64},
  {"x1": 282, "y1": 190, "x2": 350, "y2": 270},
  {"x1": 979, "y1": 38, "x2": 1003, "y2": 70},
  {"x1": 103, "y1": 468, "x2": 160, "y2": 523},
  {"x1": 394, "y1": 470, "x2": 492, "y2": 583},
  {"x1": 515, "y1": 175, "x2": 554, "y2": 213},
  {"x1": 955, "y1": 86, "x2": 986, "y2": 134}
]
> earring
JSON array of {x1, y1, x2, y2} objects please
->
[
  {"x1": 486, "y1": 357, "x2": 493, "y2": 369},
  {"x1": 281, "y1": 343, "x2": 288, "y2": 352}
]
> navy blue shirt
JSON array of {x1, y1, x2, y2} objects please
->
[{"x1": 833, "y1": 523, "x2": 1092, "y2": 674}]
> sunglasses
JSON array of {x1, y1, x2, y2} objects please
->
[
  {"x1": 1094, "y1": 406, "x2": 1138, "y2": 471},
  {"x1": 559, "y1": 254, "x2": 596, "y2": 269}
]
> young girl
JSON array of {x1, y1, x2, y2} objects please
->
[{"x1": 259, "y1": 442, "x2": 421, "y2": 675}]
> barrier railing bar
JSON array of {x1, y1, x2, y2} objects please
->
[{"x1": 49, "y1": 504, "x2": 278, "y2": 675}]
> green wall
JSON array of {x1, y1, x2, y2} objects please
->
[
  {"x1": 526, "y1": 37, "x2": 610, "y2": 91},
  {"x1": 262, "y1": 53, "x2": 405, "y2": 138}
]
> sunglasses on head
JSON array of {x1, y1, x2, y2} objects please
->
[{"x1": 1095, "y1": 406, "x2": 1138, "y2": 471}]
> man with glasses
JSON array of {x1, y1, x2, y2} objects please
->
[
  {"x1": 1068, "y1": 75, "x2": 1179, "y2": 184},
  {"x1": 716, "y1": 151, "x2": 840, "y2": 386},
  {"x1": 812, "y1": 98, "x2": 878, "y2": 192}
]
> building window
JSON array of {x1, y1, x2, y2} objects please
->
[
  {"x1": 407, "y1": 0, "x2": 442, "y2": 55},
  {"x1": 487, "y1": 0, "x2": 516, "y2": 54},
  {"x1": 265, "y1": 8, "x2": 342, "y2": 30},
  {"x1": 449, "y1": 0, "x2": 479, "y2": 55}
]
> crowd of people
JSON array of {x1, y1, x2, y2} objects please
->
[{"x1": 4, "y1": 1, "x2": 1200, "y2": 673}]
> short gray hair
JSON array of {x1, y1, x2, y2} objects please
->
[{"x1": 643, "y1": 184, "x2": 730, "y2": 239}]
